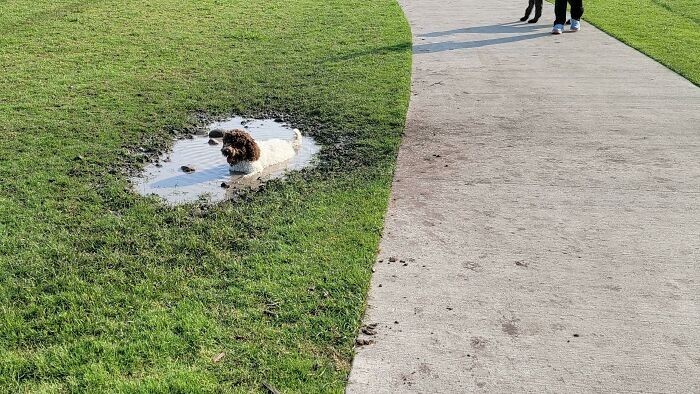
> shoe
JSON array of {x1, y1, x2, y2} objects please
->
[
  {"x1": 520, "y1": 16, "x2": 528, "y2": 22},
  {"x1": 528, "y1": 17, "x2": 539, "y2": 23},
  {"x1": 552, "y1": 24, "x2": 564, "y2": 34},
  {"x1": 570, "y1": 19, "x2": 581, "y2": 31}
]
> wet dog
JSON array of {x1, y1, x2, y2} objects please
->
[{"x1": 221, "y1": 128, "x2": 302, "y2": 175}]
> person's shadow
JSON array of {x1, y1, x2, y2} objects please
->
[
  {"x1": 324, "y1": 22, "x2": 550, "y2": 62},
  {"x1": 324, "y1": 22, "x2": 550, "y2": 61},
  {"x1": 414, "y1": 22, "x2": 551, "y2": 54},
  {"x1": 419, "y1": 22, "x2": 546, "y2": 37}
]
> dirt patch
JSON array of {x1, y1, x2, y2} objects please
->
[{"x1": 470, "y1": 336, "x2": 488, "y2": 350}]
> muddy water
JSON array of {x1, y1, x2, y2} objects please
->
[{"x1": 131, "y1": 117, "x2": 320, "y2": 205}]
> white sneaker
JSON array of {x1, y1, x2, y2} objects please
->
[
  {"x1": 552, "y1": 24, "x2": 564, "y2": 35},
  {"x1": 570, "y1": 19, "x2": 581, "y2": 31}
]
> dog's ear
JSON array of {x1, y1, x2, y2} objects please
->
[
  {"x1": 222, "y1": 130, "x2": 238, "y2": 146},
  {"x1": 240, "y1": 132, "x2": 261, "y2": 161}
]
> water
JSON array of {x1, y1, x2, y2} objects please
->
[{"x1": 131, "y1": 117, "x2": 320, "y2": 205}]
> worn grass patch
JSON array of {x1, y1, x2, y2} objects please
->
[
  {"x1": 580, "y1": 0, "x2": 699, "y2": 85},
  {"x1": 0, "y1": 0, "x2": 411, "y2": 392}
]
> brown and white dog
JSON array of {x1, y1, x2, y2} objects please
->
[{"x1": 221, "y1": 129, "x2": 302, "y2": 175}]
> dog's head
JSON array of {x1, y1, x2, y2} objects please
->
[{"x1": 220, "y1": 129, "x2": 261, "y2": 165}]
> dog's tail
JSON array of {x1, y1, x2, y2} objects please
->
[{"x1": 292, "y1": 128, "x2": 302, "y2": 149}]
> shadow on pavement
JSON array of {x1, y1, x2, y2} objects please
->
[
  {"x1": 419, "y1": 21, "x2": 547, "y2": 37},
  {"x1": 414, "y1": 31, "x2": 551, "y2": 54}
]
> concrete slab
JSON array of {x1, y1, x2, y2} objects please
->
[{"x1": 347, "y1": 0, "x2": 700, "y2": 392}]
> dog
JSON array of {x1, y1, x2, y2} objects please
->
[
  {"x1": 520, "y1": 0, "x2": 543, "y2": 23},
  {"x1": 221, "y1": 128, "x2": 302, "y2": 175}
]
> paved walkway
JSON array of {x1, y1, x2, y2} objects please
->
[{"x1": 348, "y1": 0, "x2": 700, "y2": 392}]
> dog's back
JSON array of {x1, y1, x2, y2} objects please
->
[{"x1": 227, "y1": 129, "x2": 302, "y2": 175}]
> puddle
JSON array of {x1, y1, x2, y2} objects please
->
[{"x1": 131, "y1": 117, "x2": 320, "y2": 204}]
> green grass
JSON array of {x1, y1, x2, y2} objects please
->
[
  {"x1": 0, "y1": 0, "x2": 411, "y2": 392},
  {"x1": 581, "y1": 0, "x2": 700, "y2": 85}
]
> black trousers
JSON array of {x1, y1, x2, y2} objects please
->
[
  {"x1": 524, "y1": 0, "x2": 543, "y2": 18},
  {"x1": 554, "y1": 0, "x2": 584, "y2": 25}
]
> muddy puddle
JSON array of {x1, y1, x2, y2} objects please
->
[{"x1": 131, "y1": 117, "x2": 320, "y2": 205}]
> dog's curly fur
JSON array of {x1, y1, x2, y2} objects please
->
[
  {"x1": 221, "y1": 129, "x2": 261, "y2": 165},
  {"x1": 220, "y1": 128, "x2": 302, "y2": 176}
]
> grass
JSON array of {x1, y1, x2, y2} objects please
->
[
  {"x1": 0, "y1": 0, "x2": 411, "y2": 392},
  {"x1": 578, "y1": 0, "x2": 700, "y2": 85}
]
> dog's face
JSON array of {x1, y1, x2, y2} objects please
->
[{"x1": 220, "y1": 129, "x2": 261, "y2": 165}]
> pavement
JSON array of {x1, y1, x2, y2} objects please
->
[{"x1": 347, "y1": 0, "x2": 700, "y2": 392}]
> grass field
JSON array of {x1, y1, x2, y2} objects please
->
[
  {"x1": 579, "y1": 0, "x2": 699, "y2": 85},
  {"x1": 0, "y1": 0, "x2": 411, "y2": 392}
]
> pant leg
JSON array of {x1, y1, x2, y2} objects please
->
[
  {"x1": 524, "y1": 0, "x2": 535, "y2": 18},
  {"x1": 534, "y1": 0, "x2": 543, "y2": 17},
  {"x1": 554, "y1": 0, "x2": 568, "y2": 25},
  {"x1": 569, "y1": 0, "x2": 584, "y2": 20}
]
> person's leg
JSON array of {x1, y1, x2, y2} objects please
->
[
  {"x1": 570, "y1": 0, "x2": 584, "y2": 20},
  {"x1": 521, "y1": 0, "x2": 535, "y2": 21},
  {"x1": 568, "y1": 0, "x2": 583, "y2": 31},
  {"x1": 535, "y1": 0, "x2": 544, "y2": 20},
  {"x1": 553, "y1": 0, "x2": 568, "y2": 25},
  {"x1": 530, "y1": 0, "x2": 543, "y2": 22}
]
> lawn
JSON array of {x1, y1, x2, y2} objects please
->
[
  {"x1": 581, "y1": 0, "x2": 699, "y2": 85},
  {"x1": 0, "y1": 0, "x2": 411, "y2": 392}
]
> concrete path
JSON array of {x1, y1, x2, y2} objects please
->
[{"x1": 348, "y1": 0, "x2": 700, "y2": 392}]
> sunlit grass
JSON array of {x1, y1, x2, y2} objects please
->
[{"x1": 0, "y1": 0, "x2": 411, "y2": 392}]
